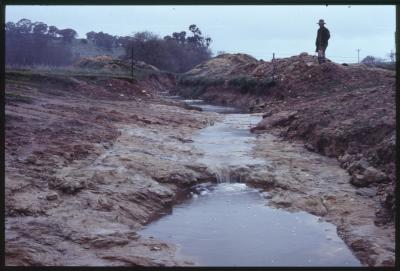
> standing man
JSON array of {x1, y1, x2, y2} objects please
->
[{"x1": 315, "y1": 19, "x2": 330, "y2": 64}]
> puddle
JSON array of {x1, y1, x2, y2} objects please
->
[
  {"x1": 139, "y1": 99, "x2": 361, "y2": 266},
  {"x1": 140, "y1": 182, "x2": 360, "y2": 266}
]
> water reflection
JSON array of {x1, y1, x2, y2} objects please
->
[{"x1": 140, "y1": 182, "x2": 360, "y2": 266}]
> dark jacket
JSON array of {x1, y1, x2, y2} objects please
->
[{"x1": 315, "y1": 26, "x2": 330, "y2": 51}]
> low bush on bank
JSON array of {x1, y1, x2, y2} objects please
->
[
  {"x1": 177, "y1": 74, "x2": 278, "y2": 97},
  {"x1": 178, "y1": 75, "x2": 225, "y2": 87},
  {"x1": 228, "y1": 76, "x2": 257, "y2": 93},
  {"x1": 227, "y1": 75, "x2": 276, "y2": 95}
]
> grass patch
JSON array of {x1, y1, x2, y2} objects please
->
[
  {"x1": 178, "y1": 75, "x2": 225, "y2": 87},
  {"x1": 5, "y1": 65, "x2": 163, "y2": 81},
  {"x1": 177, "y1": 74, "x2": 278, "y2": 97},
  {"x1": 228, "y1": 76, "x2": 258, "y2": 94}
]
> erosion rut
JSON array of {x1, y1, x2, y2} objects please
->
[{"x1": 5, "y1": 72, "x2": 394, "y2": 266}]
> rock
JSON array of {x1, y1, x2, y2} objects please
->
[
  {"x1": 97, "y1": 198, "x2": 114, "y2": 211},
  {"x1": 347, "y1": 159, "x2": 369, "y2": 174},
  {"x1": 150, "y1": 246, "x2": 161, "y2": 251},
  {"x1": 338, "y1": 153, "x2": 352, "y2": 165},
  {"x1": 262, "y1": 111, "x2": 272, "y2": 118},
  {"x1": 363, "y1": 167, "x2": 388, "y2": 184},
  {"x1": 25, "y1": 156, "x2": 37, "y2": 165},
  {"x1": 251, "y1": 110, "x2": 298, "y2": 133},
  {"x1": 177, "y1": 138, "x2": 194, "y2": 143},
  {"x1": 350, "y1": 173, "x2": 367, "y2": 187},
  {"x1": 50, "y1": 178, "x2": 87, "y2": 194},
  {"x1": 350, "y1": 167, "x2": 388, "y2": 187},
  {"x1": 304, "y1": 143, "x2": 315, "y2": 151},
  {"x1": 355, "y1": 187, "x2": 376, "y2": 197},
  {"x1": 374, "y1": 207, "x2": 392, "y2": 226},
  {"x1": 46, "y1": 191, "x2": 59, "y2": 201}
]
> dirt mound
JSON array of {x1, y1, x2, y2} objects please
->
[
  {"x1": 185, "y1": 53, "x2": 259, "y2": 78},
  {"x1": 75, "y1": 55, "x2": 159, "y2": 72},
  {"x1": 182, "y1": 52, "x2": 393, "y2": 99}
]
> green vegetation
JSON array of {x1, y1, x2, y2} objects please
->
[
  {"x1": 178, "y1": 75, "x2": 225, "y2": 87},
  {"x1": 6, "y1": 19, "x2": 213, "y2": 73},
  {"x1": 228, "y1": 76, "x2": 257, "y2": 93},
  {"x1": 177, "y1": 74, "x2": 277, "y2": 97},
  {"x1": 5, "y1": 65, "x2": 162, "y2": 81},
  {"x1": 123, "y1": 25, "x2": 212, "y2": 73}
]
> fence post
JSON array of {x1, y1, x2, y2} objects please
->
[
  {"x1": 131, "y1": 43, "x2": 134, "y2": 82},
  {"x1": 272, "y1": 53, "x2": 276, "y2": 81}
]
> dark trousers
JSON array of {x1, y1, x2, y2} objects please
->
[{"x1": 318, "y1": 45, "x2": 327, "y2": 64}]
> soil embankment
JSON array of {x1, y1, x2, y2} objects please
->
[
  {"x1": 174, "y1": 53, "x2": 395, "y2": 266},
  {"x1": 5, "y1": 68, "x2": 218, "y2": 266}
]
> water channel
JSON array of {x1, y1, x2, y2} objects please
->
[{"x1": 139, "y1": 98, "x2": 361, "y2": 267}]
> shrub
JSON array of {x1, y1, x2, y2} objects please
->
[
  {"x1": 228, "y1": 76, "x2": 257, "y2": 92},
  {"x1": 258, "y1": 77, "x2": 275, "y2": 88},
  {"x1": 178, "y1": 76, "x2": 225, "y2": 87}
]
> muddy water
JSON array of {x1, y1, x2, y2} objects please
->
[
  {"x1": 182, "y1": 99, "x2": 241, "y2": 114},
  {"x1": 140, "y1": 99, "x2": 361, "y2": 266}
]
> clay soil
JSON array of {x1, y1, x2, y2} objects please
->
[{"x1": 5, "y1": 70, "x2": 218, "y2": 266}]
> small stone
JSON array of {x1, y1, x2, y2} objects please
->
[
  {"x1": 46, "y1": 191, "x2": 59, "y2": 201},
  {"x1": 150, "y1": 246, "x2": 161, "y2": 251},
  {"x1": 364, "y1": 167, "x2": 388, "y2": 184},
  {"x1": 25, "y1": 156, "x2": 36, "y2": 165},
  {"x1": 304, "y1": 143, "x2": 315, "y2": 151},
  {"x1": 350, "y1": 173, "x2": 366, "y2": 187},
  {"x1": 338, "y1": 153, "x2": 351, "y2": 164}
]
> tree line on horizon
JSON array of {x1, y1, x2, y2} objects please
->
[{"x1": 5, "y1": 18, "x2": 213, "y2": 73}]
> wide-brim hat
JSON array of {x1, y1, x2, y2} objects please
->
[{"x1": 317, "y1": 19, "x2": 326, "y2": 24}]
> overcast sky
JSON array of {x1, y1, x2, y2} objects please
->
[{"x1": 6, "y1": 5, "x2": 396, "y2": 63}]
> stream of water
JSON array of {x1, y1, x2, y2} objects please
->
[{"x1": 140, "y1": 98, "x2": 361, "y2": 266}]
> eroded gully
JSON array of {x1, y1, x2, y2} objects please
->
[{"x1": 139, "y1": 99, "x2": 362, "y2": 267}]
